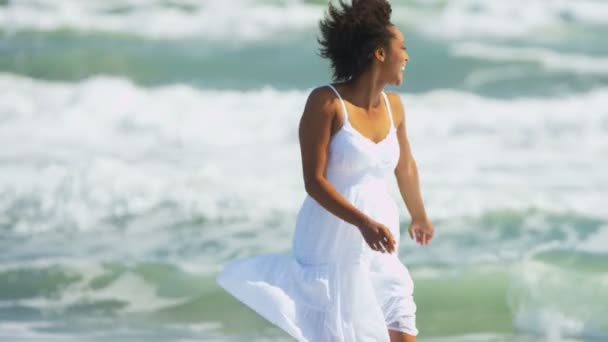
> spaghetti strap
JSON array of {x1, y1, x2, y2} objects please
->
[
  {"x1": 326, "y1": 84, "x2": 349, "y2": 123},
  {"x1": 381, "y1": 91, "x2": 395, "y2": 129}
]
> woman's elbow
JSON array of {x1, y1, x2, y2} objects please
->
[
  {"x1": 304, "y1": 176, "x2": 323, "y2": 196},
  {"x1": 394, "y1": 159, "x2": 417, "y2": 177}
]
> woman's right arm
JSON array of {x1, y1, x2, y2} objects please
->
[{"x1": 298, "y1": 87, "x2": 396, "y2": 253}]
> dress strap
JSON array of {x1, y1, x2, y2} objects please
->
[
  {"x1": 326, "y1": 84, "x2": 349, "y2": 124},
  {"x1": 381, "y1": 91, "x2": 395, "y2": 129}
]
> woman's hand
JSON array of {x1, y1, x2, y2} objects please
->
[
  {"x1": 408, "y1": 216, "x2": 434, "y2": 245},
  {"x1": 358, "y1": 220, "x2": 396, "y2": 253}
]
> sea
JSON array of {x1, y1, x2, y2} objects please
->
[{"x1": 0, "y1": 0, "x2": 607, "y2": 341}]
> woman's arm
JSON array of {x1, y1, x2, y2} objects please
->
[
  {"x1": 299, "y1": 87, "x2": 396, "y2": 253},
  {"x1": 388, "y1": 93, "x2": 434, "y2": 245}
]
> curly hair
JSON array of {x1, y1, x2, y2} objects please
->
[{"x1": 317, "y1": 0, "x2": 394, "y2": 82}]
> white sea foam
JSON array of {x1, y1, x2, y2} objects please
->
[
  {"x1": 401, "y1": 88, "x2": 608, "y2": 223},
  {"x1": 1, "y1": 0, "x2": 607, "y2": 40},
  {"x1": 451, "y1": 42, "x2": 608, "y2": 75},
  {"x1": 0, "y1": 0, "x2": 321, "y2": 40},
  {"x1": 510, "y1": 256, "x2": 608, "y2": 340},
  {"x1": 0, "y1": 261, "x2": 189, "y2": 314},
  {"x1": 576, "y1": 224, "x2": 608, "y2": 254},
  {"x1": 0, "y1": 321, "x2": 76, "y2": 340},
  {"x1": 409, "y1": 0, "x2": 608, "y2": 39},
  {"x1": 0, "y1": 73, "x2": 606, "y2": 264}
]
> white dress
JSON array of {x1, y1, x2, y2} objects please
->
[{"x1": 217, "y1": 84, "x2": 418, "y2": 341}]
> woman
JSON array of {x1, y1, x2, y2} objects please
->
[{"x1": 217, "y1": 0, "x2": 434, "y2": 341}]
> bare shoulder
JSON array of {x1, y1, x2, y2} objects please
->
[
  {"x1": 303, "y1": 86, "x2": 339, "y2": 118},
  {"x1": 385, "y1": 92, "x2": 405, "y2": 127},
  {"x1": 299, "y1": 85, "x2": 341, "y2": 141}
]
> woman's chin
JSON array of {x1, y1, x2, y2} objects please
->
[{"x1": 385, "y1": 75, "x2": 403, "y2": 87}]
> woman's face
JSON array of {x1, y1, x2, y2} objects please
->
[{"x1": 380, "y1": 25, "x2": 409, "y2": 86}]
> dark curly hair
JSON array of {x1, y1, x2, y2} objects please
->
[{"x1": 317, "y1": 0, "x2": 394, "y2": 82}]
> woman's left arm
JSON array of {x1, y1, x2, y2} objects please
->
[{"x1": 388, "y1": 92, "x2": 434, "y2": 245}]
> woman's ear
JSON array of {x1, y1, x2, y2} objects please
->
[{"x1": 374, "y1": 47, "x2": 386, "y2": 63}]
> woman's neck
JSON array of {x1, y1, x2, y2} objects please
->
[{"x1": 342, "y1": 69, "x2": 385, "y2": 112}]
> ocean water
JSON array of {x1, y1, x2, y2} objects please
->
[{"x1": 0, "y1": 0, "x2": 607, "y2": 341}]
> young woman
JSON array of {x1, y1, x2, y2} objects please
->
[{"x1": 217, "y1": 1, "x2": 434, "y2": 341}]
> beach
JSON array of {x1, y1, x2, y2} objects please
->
[{"x1": 0, "y1": 0, "x2": 607, "y2": 340}]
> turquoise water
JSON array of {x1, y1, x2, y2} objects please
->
[{"x1": 0, "y1": 0, "x2": 607, "y2": 341}]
